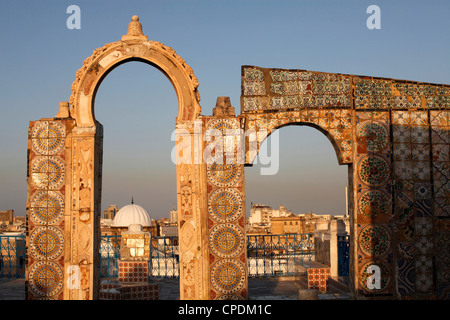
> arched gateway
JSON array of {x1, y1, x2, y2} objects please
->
[
  {"x1": 26, "y1": 16, "x2": 450, "y2": 300},
  {"x1": 26, "y1": 16, "x2": 209, "y2": 300}
]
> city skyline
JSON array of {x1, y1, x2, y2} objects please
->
[{"x1": 1, "y1": 0, "x2": 449, "y2": 219}]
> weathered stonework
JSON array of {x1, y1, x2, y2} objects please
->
[
  {"x1": 204, "y1": 100, "x2": 248, "y2": 299},
  {"x1": 25, "y1": 17, "x2": 449, "y2": 300},
  {"x1": 241, "y1": 66, "x2": 450, "y2": 299},
  {"x1": 26, "y1": 16, "x2": 207, "y2": 300}
]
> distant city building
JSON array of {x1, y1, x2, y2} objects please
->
[
  {"x1": 169, "y1": 209, "x2": 178, "y2": 224},
  {"x1": 247, "y1": 203, "x2": 349, "y2": 235},
  {"x1": 0, "y1": 209, "x2": 14, "y2": 225},
  {"x1": 271, "y1": 214, "x2": 305, "y2": 234},
  {"x1": 103, "y1": 205, "x2": 119, "y2": 220},
  {"x1": 248, "y1": 204, "x2": 292, "y2": 227},
  {"x1": 14, "y1": 216, "x2": 26, "y2": 224},
  {"x1": 160, "y1": 224, "x2": 178, "y2": 237}
]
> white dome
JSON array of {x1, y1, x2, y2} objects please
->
[{"x1": 112, "y1": 204, "x2": 152, "y2": 227}]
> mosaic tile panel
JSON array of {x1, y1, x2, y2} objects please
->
[
  {"x1": 241, "y1": 67, "x2": 449, "y2": 299},
  {"x1": 242, "y1": 66, "x2": 352, "y2": 112},
  {"x1": 118, "y1": 261, "x2": 149, "y2": 283},
  {"x1": 430, "y1": 111, "x2": 450, "y2": 299},
  {"x1": 307, "y1": 267, "x2": 331, "y2": 293},
  {"x1": 355, "y1": 111, "x2": 393, "y2": 295},
  {"x1": 391, "y1": 110, "x2": 438, "y2": 298},
  {"x1": 207, "y1": 163, "x2": 242, "y2": 188},
  {"x1": 31, "y1": 121, "x2": 66, "y2": 155},
  {"x1": 29, "y1": 226, "x2": 64, "y2": 261},
  {"x1": 28, "y1": 260, "x2": 64, "y2": 297},
  {"x1": 430, "y1": 111, "x2": 449, "y2": 218},
  {"x1": 30, "y1": 156, "x2": 65, "y2": 190},
  {"x1": 242, "y1": 66, "x2": 449, "y2": 114},
  {"x1": 209, "y1": 223, "x2": 245, "y2": 258},
  {"x1": 26, "y1": 120, "x2": 68, "y2": 300},
  {"x1": 354, "y1": 79, "x2": 449, "y2": 110},
  {"x1": 205, "y1": 117, "x2": 247, "y2": 300},
  {"x1": 29, "y1": 190, "x2": 64, "y2": 225},
  {"x1": 435, "y1": 221, "x2": 450, "y2": 299},
  {"x1": 358, "y1": 260, "x2": 392, "y2": 294}
]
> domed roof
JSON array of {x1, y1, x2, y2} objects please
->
[{"x1": 112, "y1": 203, "x2": 152, "y2": 227}]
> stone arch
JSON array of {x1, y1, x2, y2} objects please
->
[
  {"x1": 240, "y1": 64, "x2": 450, "y2": 299},
  {"x1": 69, "y1": 17, "x2": 201, "y2": 127},
  {"x1": 248, "y1": 121, "x2": 347, "y2": 166},
  {"x1": 243, "y1": 109, "x2": 353, "y2": 167},
  {"x1": 63, "y1": 16, "x2": 206, "y2": 300},
  {"x1": 25, "y1": 16, "x2": 209, "y2": 300}
]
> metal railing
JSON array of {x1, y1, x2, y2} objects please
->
[
  {"x1": 99, "y1": 235, "x2": 180, "y2": 279},
  {"x1": 0, "y1": 235, "x2": 26, "y2": 278},
  {"x1": 152, "y1": 236, "x2": 179, "y2": 278},
  {"x1": 247, "y1": 233, "x2": 314, "y2": 277},
  {"x1": 101, "y1": 233, "x2": 315, "y2": 278},
  {"x1": 99, "y1": 235, "x2": 121, "y2": 278},
  {"x1": 0, "y1": 233, "x2": 316, "y2": 279},
  {"x1": 337, "y1": 234, "x2": 350, "y2": 277}
]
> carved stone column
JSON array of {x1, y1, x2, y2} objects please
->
[
  {"x1": 176, "y1": 120, "x2": 209, "y2": 300},
  {"x1": 66, "y1": 123, "x2": 102, "y2": 300}
]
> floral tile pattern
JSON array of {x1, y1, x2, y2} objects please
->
[
  {"x1": 26, "y1": 120, "x2": 68, "y2": 300},
  {"x1": 205, "y1": 118, "x2": 247, "y2": 300}
]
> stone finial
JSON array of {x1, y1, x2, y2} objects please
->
[
  {"x1": 122, "y1": 15, "x2": 149, "y2": 41},
  {"x1": 212, "y1": 96, "x2": 235, "y2": 116},
  {"x1": 55, "y1": 101, "x2": 70, "y2": 118}
]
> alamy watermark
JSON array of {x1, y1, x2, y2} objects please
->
[
  {"x1": 66, "y1": 5, "x2": 81, "y2": 30},
  {"x1": 366, "y1": 5, "x2": 381, "y2": 30},
  {"x1": 170, "y1": 121, "x2": 279, "y2": 175},
  {"x1": 366, "y1": 264, "x2": 381, "y2": 290}
]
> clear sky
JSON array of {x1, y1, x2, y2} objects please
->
[{"x1": 0, "y1": 0, "x2": 449, "y2": 219}]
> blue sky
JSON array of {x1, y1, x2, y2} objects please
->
[{"x1": 0, "y1": 0, "x2": 449, "y2": 219}]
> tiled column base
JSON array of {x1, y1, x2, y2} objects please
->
[
  {"x1": 99, "y1": 281, "x2": 159, "y2": 300},
  {"x1": 118, "y1": 260, "x2": 149, "y2": 283},
  {"x1": 307, "y1": 267, "x2": 331, "y2": 293},
  {"x1": 99, "y1": 260, "x2": 158, "y2": 300}
]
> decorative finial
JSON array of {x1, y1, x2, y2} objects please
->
[
  {"x1": 122, "y1": 15, "x2": 148, "y2": 41},
  {"x1": 131, "y1": 197, "x2": 134, "y2": 205},
  {"x1": 55, "y1": 101, "x2": 70, "y2": 119}
]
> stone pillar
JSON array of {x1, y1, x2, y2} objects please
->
[
  {"x1": 203, "y1": 98, "x2": 248, "y2": 300},
  {"x1": 176, "y1": 121, "x2": 209, "y2": 300},
  {"x1": 65, "y1": 123, "x2": 103, "y2": 300},
  {"x1": 26, "y1": 117, "x2": 76, "y2": 300},
  {"x1": 329, "y1": 220, "x2": 338, "y2": 277}
]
